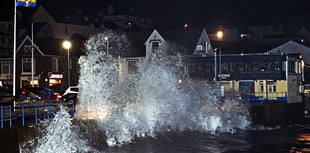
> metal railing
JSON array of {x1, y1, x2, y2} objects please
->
[
  {"x1": 0, "y1": 102, "x2": 75, "y2": 128},
  {"x1": 242, "y1": 92, "x2": 287, "y2": 102}
]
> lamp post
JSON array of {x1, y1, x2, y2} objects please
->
[
  {"x1": 63, "y1": 40, "x2": 71, "y2": 87},
  {"x1": 104, "y1": 36, "x2": 109, "y2": 55},
  {"x1": 216, "y1": 30, "x2": 224, "y2": 81}
]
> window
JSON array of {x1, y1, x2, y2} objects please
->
[
  {"x1": 237, "y1": 62, "x2": 244, "y2": 72},
  {"x1": 1, "y1": 61, "x2": 12, "y2": 76},
  {"x1": 52, "y1": 58, "x2": 59, "y2": 72},
  {"x1": 252, "y1": 61, "x2": 260, "y2": 71},
  {"x1": 196, "y1": 45, "x2": 203, "y2": 51},
  {"x1": 151, "y1": 41, "x2": 159, "y2": 53},
  {"x1": 288, "y1": 61, "x2": 295, "y2": 73},
  {"x1": 268, "y1": 85, "x2": 272, "y2": 92},
  {"x1": 259, "y1": 81, "x2": 264, "y2": 92},
  {"x1": 230, "y1": 62, "x2": 237, "y2": 72},
  {"x1": 244, "y1": 62, "x2": 251, "y2": 72},
  {"x1": 22, "y1": 58, "x2": 34, "y2": 74},
  {"x1": 23, "y1": 45, "x2": 31, "y2": 53},
  {"x1": 222, "y1": 62, "x2": 229, "y2": 72},
  {"x1": 128, "y1": 60, "x2": 138, "y2": 73}
]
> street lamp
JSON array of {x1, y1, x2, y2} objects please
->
[
  {"x1": 217, "y1": 30, "x2": 224, "y2": 41},
  {"x1": 104, "y1": 36, "x2": 109, "y2": 55},
  {"x1": 62, "y1": 40, "x2": 71, "y2": 87},
  {"x1": 216, "y1": 30, "x2": 224, "y2": 81}
]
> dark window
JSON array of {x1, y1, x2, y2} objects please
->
[
  {"x1": 252, "y1": 61, "x2": 260, "y2": 72},
  {"x1": 230, "y1": 62, "x2": 237, "y2": 72},
  {"x1": 152, "y1": 42, "x2": 159, "y2": 53},
  {"x1": 22, "y1": 58, "x2": 32, "y2": 73},
  {"x1": 237, "y1": 62, "x2": 244, "y2": 72},
  {"x1": 128, "y1": 60, "x2": 138, "y2": 73},
  {"x1": 288, "y1": 61, "x2": 295, "y2": 73},
  {"x1": 222, "y1": 62, "x2": 229, "y2": 73}
]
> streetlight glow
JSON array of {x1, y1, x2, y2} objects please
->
[
  {"x1": 217, "y1": 30, "x2": 224, "y2": 40},
  {"x1": 62, "y1": 40, "x2": 71, "y2": 50},
  {"x1": 63, "y1": 40, "x2": 71, "y2": 87}
]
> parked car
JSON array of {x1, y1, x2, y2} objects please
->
[
  {"x1": 24, "y1": 87, "x2": 62, "y2": 103},
  {"x1": 16, "y1": 88, "x2": 41, "y2": 103},
  {"x1": 62, "y1": 86, "x2": 79, "y2": 103}
]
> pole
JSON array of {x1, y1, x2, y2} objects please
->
[
  {"x1": 68, "y1": 48, "x2": 70, "y2": 87},
  {"x1": 13, "y1": 0, "x2": 17, "y2": 96},
  {"x1": 107, "y1": 39, "x2": 109, "y2": 55},
  {"x1": 31, "y1": 22, "x2": 34, "y2": 87},
  {"x1": 214, "y1": 49, "x2": 217, "y2": 81},
  {"x1": 219, "y1": 49, "x2": 221, "y2": 81}
]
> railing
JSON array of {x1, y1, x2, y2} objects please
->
[
  {"x1": 0, "y1": 102, "x2": 75, "y2": 128},
  {"x1": 242, "y1": 92, "x2": 288, "y2": 103}
]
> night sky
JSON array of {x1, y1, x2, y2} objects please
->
[{"x1": 1, "y1": 0, "x2": 310, "y2": 28}]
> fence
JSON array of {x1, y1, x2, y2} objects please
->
[{"x1": 0, "y1": 102, "x2": 75, "y2": 128}]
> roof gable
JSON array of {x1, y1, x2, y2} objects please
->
[
  {"x1": 151, "y1": 28, "x2": 202, "y2": 55},
  {"x1": 16, "y1": 36, "x2": 44, "y2": 56},
  {"x1": 193, "y1": 28, "x2": 214, "y2": 56},
  {"x1": 268, "y1": 40, "x2": 310, "y2": 64},
  {"x1": 144, "y1": 29, "x2": 165, "y2": 45}
]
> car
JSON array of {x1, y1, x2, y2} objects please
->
[
  {"x1": 24, "y1": 87, "x2": 62, "y2": 103},
  {"x1": 17, "y1": 88, "x2": 41, "y2": 103},
  {"x1": 62, "y1": 86, "x2": 79, "y2": 103}
]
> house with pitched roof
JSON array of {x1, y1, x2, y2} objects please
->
[
  {"x1": 119, "y1": 28, "x2": 210, "y2": 77},
  {"x1": 14, "y1": 35, "x2": 83, "y2": 91}
]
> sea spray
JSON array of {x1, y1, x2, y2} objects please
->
[
  {"x1": 77, "y1": 32, "x2": 251, "y2": 146},
  {"x1": 31, "y1": 106, "x2": 95, "y2": 153}
]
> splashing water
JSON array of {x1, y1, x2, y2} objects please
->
[
  {"x1": 75, "y1": 32, "x2": 251, "y2": 147},
  {"x1": 29, "y1": 106, "x2": 95, "y2": 153},
  {"x1": 23, "y1": 31, "x2": 251, "y2": 152}
]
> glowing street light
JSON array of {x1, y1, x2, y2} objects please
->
[
  {"x1": 215, "y1": 30, "x2": 224, "y2": 81},
  {"x1": 62, "y1": 40, "x2": 71, "y2": 87},
  {"x1": 217, "y1": 30, "x2": 224, "y2": 41}
]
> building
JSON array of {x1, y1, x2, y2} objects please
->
[
  {"x1": 186, "y1": 53, "x2": 303, "y2": 102},
  {"x1": 15, "y1": 36, "x2": 83, "y2": 91},
  {"x1": 120, "y1": 28, "x2": 306, "y2": 124}
]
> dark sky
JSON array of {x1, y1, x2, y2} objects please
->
[{"x1": 1, "y1": 0, "x2": 310, "y2": 28}]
